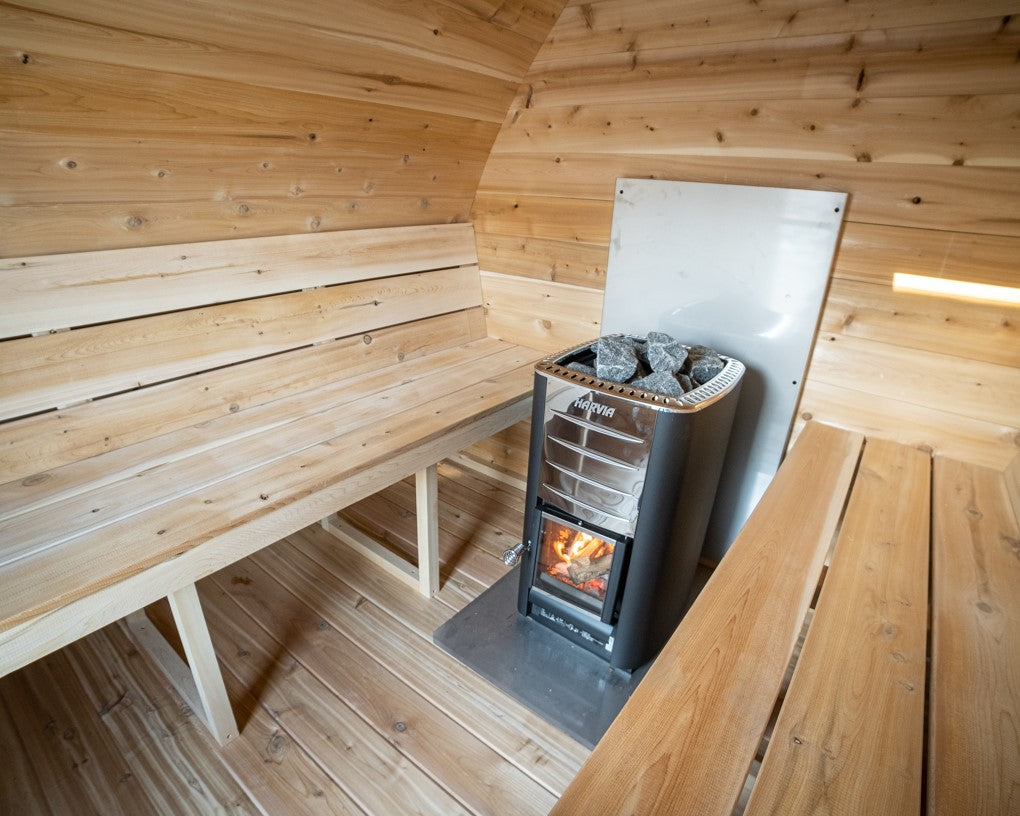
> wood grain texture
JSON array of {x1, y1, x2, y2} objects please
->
[
  {"x1": 480, "y1": 270, "x2": 603, "y2": 351},
  {"x1": 495, "y1": 95, "x2": 1020, "y2": 167},
  {"x1": 551, "y1": 421, "x2": 864, "y2": 815},
  {"x1": 929, "y1": 457, "x2": 1020, "y2": 816},
  {"x1": 528, "y1": 16, "x2": 1020, "y2": 106},
  {"x1": 795, "y1": 379, "x2": 1019, "y2": 471},
  {"x1": 745, "y1": 439, "x2": 930, "y2": 815},
  {"x1": 0, "y1": 265, "x2": 483, "y2": 421},
  {"x1": 0, "y1": 309, "x2": 485, "y2": 485},
  {"x1": 205, "y1": 560, "x2": 559, "y2": 814},
  {"x1": 0, "y1": 223, "x2": 477, "y2": 338},
  {"x1": 476, "y1": 155, "x2": 1020, "y2": 237},
  {"x1": 539, "y1": 0, "x2": 1019, "y2": 59},
  {"x1": 0, "y1": 0, "x2": 564, "y2": 255},
  {"x1": 0, "y1": 376, "x2": 535, "y2": 675}
]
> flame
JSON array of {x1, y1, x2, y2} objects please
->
[
  {"x1": 541, "y1": 521, "x2": 615, "y2": 602},
  {"x1": 552, "y1": 528, "x2": 608, "y2": 563}
]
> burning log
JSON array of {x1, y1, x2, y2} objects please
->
[{"x1": 567, "y1": 553, "x2": 613, "y2": 584}]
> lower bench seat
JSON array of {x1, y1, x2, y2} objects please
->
[
  {"x1": 0, "y1": 223, "x2": 541, "y2": 745},
  {"x1": 553, "y1": 421, "x2": 1020, "y2": 815}
]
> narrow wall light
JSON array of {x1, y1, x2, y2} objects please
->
[{"x1": 892, "y1": 272, "x2": 1020, "y2": 305}]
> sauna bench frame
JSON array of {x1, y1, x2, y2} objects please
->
[
  {"x1": 554, "y1": 420, "x2": 1020, "y2": 816},
  {"x1": 0, "y1": 223, "x2": 541, "y2": 745}
]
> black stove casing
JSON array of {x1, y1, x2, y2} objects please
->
[{"x1": 516, "y1": 337, "x2": 744, "y2": 671}]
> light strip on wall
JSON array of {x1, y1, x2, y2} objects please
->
[{"x1": 892, "y1": 273, "x2": 1020, "y2": 305}]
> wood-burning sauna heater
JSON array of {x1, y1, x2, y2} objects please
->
[{"x1": 506, "y1": 336, "x2": 744, "y2": 671}]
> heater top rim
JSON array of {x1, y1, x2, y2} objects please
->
[{"x1": 538, "y1": 334, "x2": 744, "y2": 413}]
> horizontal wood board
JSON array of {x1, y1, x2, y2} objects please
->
[{"x1": 0, "y1": 223, "x2": 478, "y2": 338}]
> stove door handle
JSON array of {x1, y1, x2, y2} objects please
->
[{"x1": 502, "y1": 542, "x2": 528, "y2": 566}]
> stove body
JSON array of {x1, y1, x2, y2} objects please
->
[{"x1": 515, "y1": 338, "x2": 744, "y2": 671}]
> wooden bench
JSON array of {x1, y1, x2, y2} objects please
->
[
  {"x1": 553, "y1": 421, "x2": 1020, "y2": 815},
  {"x1": 0, "y1": 223, "x2": 541, "y2": 745}
]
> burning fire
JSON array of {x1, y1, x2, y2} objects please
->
[
  {"x1": 553, "y1": 528, "x2": 606, "y2": 562},
  {"x1": 542, "y1": 521, "x2": 615, "y2": 601}
]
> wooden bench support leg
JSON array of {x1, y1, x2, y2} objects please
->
[
  {"x1": 320, "y1": 464, "x2": 443, "y2": 597},
  {"x1": 416, "y1": 464, "x2": 440, "y2": 597},
  {"x1": 124, "y1": 584, "x2": 238, "y2": 746}
]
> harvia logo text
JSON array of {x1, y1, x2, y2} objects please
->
[{"x1": 573, "y1": 397, "x2": 615, "y2": 418}]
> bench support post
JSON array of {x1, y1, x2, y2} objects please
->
[
  {"x1": 320, "y1": 464, "x2": 443, "y2": 597},
  {"x1": 124, "y1": 584, "x2": 238, "y2": 746},
  {"x1": 415, "y1": 465, "x2": 440, "y2": 597}
]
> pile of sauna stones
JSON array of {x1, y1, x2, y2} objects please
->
[{"x1": 566, "y1": 332, "x2": 725, "y2": 397}]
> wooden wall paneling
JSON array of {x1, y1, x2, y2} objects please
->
[
  {"x1": 1, "y1": 2, "x2": 515, "y2": 122},
  {"x1": 472, "y1": 192, "x2": 613, "y2": 243},
  {"x1": 1, "y1": 0, "x2": 566, "y2": 256},
  {"x1": 2, "y1": 54, "x2": 497, "y2": 157},
  {"x1": 475, "y1": 234, "x2": 608, "y2": 287},
  {"x1": 480, "y1": 271, "x2": 602, "y2": 351},
  {"x1": 1, "y1": 136, "x2": 485, "y2": 204},
  {"x1": 834, "y1": 222, "x2": 1020, "y2": 288},
  {"x1": 474, "y1": 0, "x2": 1020, "y2": 469},
  {"x1": 527, "y1": 17, "x2": 1020, "y2": 108},
  {"x1": 820, "y1": 278, "x2": 1019, "y2": 368},
  {"x1": 806, "y1": 333, "x2": 1019, "y2": 429},
  {"x1": 493, "y1": 96, "x2": 1020, "y2": 167},
  {"x1": 0, "y1": 197, "x2": 477, "y2": 258},
  {"x1": 793, "y1": 381, "x2": 1018, "y2": 471},
  {"x1": 476, "y1": 155, "x2": 1020, "y2": 237},
  {"x1": 538, "y1": 0, "x2": 1019, "y2": 59}
]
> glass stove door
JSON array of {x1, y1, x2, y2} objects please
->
[{"x1": 535, "y1": 512, "x2": 620, "y2": 617}]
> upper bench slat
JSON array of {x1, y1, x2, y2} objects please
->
[
  {"x1": 929, "y1": 457, "x2": 1020, "y2": 816},
  {"x1": 550, "y1": 421, "x2": 865, "y2": 816},
  {"x1": 0, "y1": 224, "x2": 478, "y2": 339},
  {"x1": 0, "y1": 265, "x2": 482, "y2": 422},
  {"x1": 0, "y1": 309, "x2": 486, "y2": 486},
  {"x1": 746, "y1": 438, "x2": 930, "y2": 815}
]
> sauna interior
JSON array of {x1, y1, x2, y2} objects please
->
[{"x1": 1, "y1": 1, "x2": 1017, "y2": 814}]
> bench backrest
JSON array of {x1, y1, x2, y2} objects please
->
[{"x1": 0, "y1": 224, "x2": 486, "y2": 484}]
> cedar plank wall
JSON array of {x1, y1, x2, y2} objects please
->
[
  {"x1": 472, "y1": 0, "x2": 1020, "y2": 474},
  {"x1": 0, "y1": 0, "x2": 564, "y2": 255}
]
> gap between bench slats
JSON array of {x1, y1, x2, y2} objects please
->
[
  {"x1": 0, "y1": 355, "x2": 538, "y2": 635},
  {"x1": 0, "y1": 223, "x2": 478, "y2": 339},
  {"x1": 929, "y1": 457, "x2": 1020, "y2": 815},
  {"x1": 746, "y1": 438, "x2": 930, "y2": 815},
  {"x1": 550, "y1": 421, "x2": 865, "y2": 816},
  {"x1": 0, "y1": 265, "x2": 483, "y2": 422}
]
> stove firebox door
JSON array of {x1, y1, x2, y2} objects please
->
[{"x1": 532, "y1": 510, "x2": 627, "y2": 625}]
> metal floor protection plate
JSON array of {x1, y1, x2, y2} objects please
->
[{"x1": 432, "y1": 567, "x2": 648, "y2": 749}]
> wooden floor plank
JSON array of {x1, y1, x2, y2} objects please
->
[
  {"x1": 204, "y1": 560, "x2": 559, "y2": 815},
  {"x1": 929, "y1": 457, "x2": 1020, "y2": 816},
  {"x1": 746, "y1": 439, "x2": 930, "y2": 815},
  {"x1": 191, "y1": 579, "x2": 475, "y2": 816},
  {"x1": 259, "y1": 536, "x2": 589, "y2": 795},
  {"x1": 0, "y1": 626, "x2": 256, "y2": 816}
]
